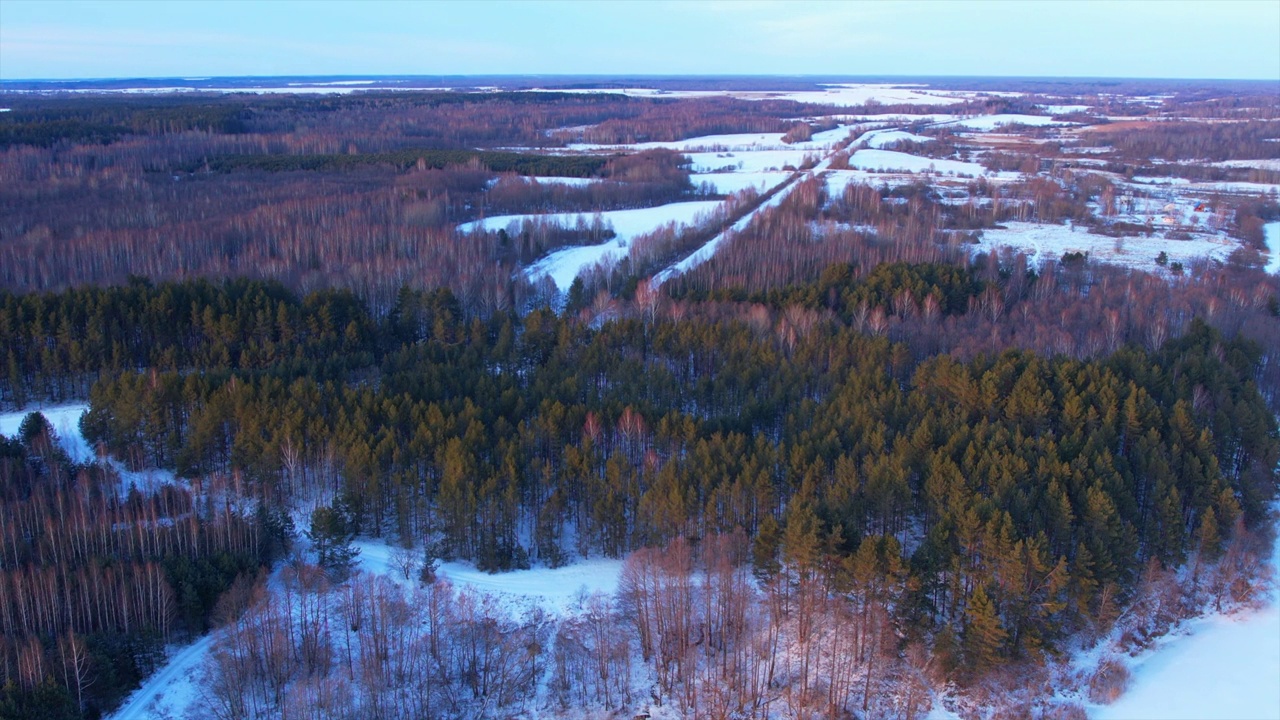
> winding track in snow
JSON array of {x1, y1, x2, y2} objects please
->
[{"x1": 108, "y1": 633, "x2": 216, "y2": 720}]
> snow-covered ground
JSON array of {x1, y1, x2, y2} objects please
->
[
  {"x1": 0, "y1": 403, "x2": 91, "y2": 462},
  {"x1": 459, "y1": 201, "x2": 723, "y2": 291},
  {"x1": 354, "y1": 540, "x2": 623, "y2": 614},
  {"x1": 974, "y1": 221, "x2": 1239, "y2": 273},
  {"x1": 108, "y1": 634, "x2": 217, "y2": 720},
  {"x1": 1209, "y1": 159, "x2": 1280, "y2": 172},
  {"x1": 690, "y1": 170, "x2": 793, "y2": 195},
  {"x1": 1038, "y1": 104, "x2": 1093, "y2": 115},
  {"x1": 1266, "y1": 222, "x2": 1280, "y2": 274},
  {"x1": 531, "y1": 83, "x2": 981, "y2": 107},
  {"x1": 1090, "y1": 506, "x2": 1280, "y2": 720},
  {"x1": 684, "y1": 148, "x2": 818, "y2": 174},
  {"x1": 652, "y1": 185, "x2": 793, "y2": 284},
  {"x1": 860, "y1": 129, "x2": 933, "y2": 148},
  {"x1": 935, "y1": 114, "x2": 1075, "y2": 131},
  {"x1": 847, "y1": 149, "x2": 991, "y2": 177},
  {"x1": 567, "y1": 125, "x2": 852, "y2": 153},
  {"x1": 490, "y1": 175, "x2": 603, "y2": 188},
  {"x1": 823, "y1": 168, "x2": 924, "y2": 195}
]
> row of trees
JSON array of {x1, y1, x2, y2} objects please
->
[
  {"x1": 0, "y1": 411, "x2": 289, "y2": 718},
  {"x1": 69, "y1": 274, "x2": 1275, "y2": 644}
]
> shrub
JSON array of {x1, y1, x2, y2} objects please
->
[{"x1": 1087, "y1": 658, "x2": 1132, "y2": 704}]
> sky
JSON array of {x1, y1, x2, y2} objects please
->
[{"x1": 1, "y1": 0, "x2": 1278, "y2": 81}]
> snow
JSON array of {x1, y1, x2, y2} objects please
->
[
  {"x1": 683, "y1": 148, "x2": 817, "y2": 174},
  {"x1": 1207, "y1": 159, "x2": 1280, "y2": 171},
  {"x1": 568, "y1": 125, "x2": 852, "y2": 153},
  {"x1": 654, "y1": 171, "x2": 806, "y2": 284},
  {"x1": 1092, "y1": 506, "x2": 1280, "y2": 720},
  {"x1": 1038, "y1": 104, "x2": 1093, "y2": 114},
  {"x1": 354, "y1": 540, "x2": 623, "y2": 614},
  {"x1": 847, "y1": 149, "x2": 991, "y2": 177},
  {"x1": 973, "y1": 221, "x2": 1239, "y2": 272},
  {"x1": 459, "y1": 201, "x2": 722, "y2": 291},
  {"x1": 492, "y1": 175, "x2": 602, "y2": 187},
  {"x1": 1266, "y1": 222, "x2": 1280, "y2": 274},
  {"x1": 759, "y1": 83, "x2": 969, "y2": 107},
  {"x1": 106, "y1": 634, "x2": 216, "y2": 720},
  {"x1": 935, "y1": 114, "x2": 1074, "y2": 131},
  {"x1": 861, "y1": 129, "x2": 932, "y2": 148},
  {"x1": 823, "y1": 169, "x2": 921, "y2": 194},
  {"x1": 690, "y1": 171, "x2": 793, "y2": 195},
  {"x1": 531, "y1": 83, "x2": 975, "y2": 107},
  {"x1": 0, "y1": 403, "x2": 91, "y2": 463}
]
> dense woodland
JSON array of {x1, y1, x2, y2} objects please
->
[{"x1": 2, "y1": 83, "x2": 1279, "y2": 718}]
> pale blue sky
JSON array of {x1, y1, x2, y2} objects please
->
[{"x1": 2, "y1": 0, "x2": 1278, "y2": 81}]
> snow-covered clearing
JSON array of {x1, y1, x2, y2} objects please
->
[
  {"x1": 1090, "y1": 506, "x2": 1280, "y2": 720},
  {"x1": 0, "y1": 403, "x2": 92, "y2": 462},
  {"x1": 823, "y1": 169, "x2": 923, "y2": 194},
  {"x1": 1208, "y1": 159, "x2": 1280, "y2": 171},
  {"x1": 1266, "y1": 222, "x2": 1280, "y2": 274},
  {"x1": 354, "y1": 540, "x2": 623, "y2": 614},
  {"x1": 684, "y1": 148, "x2": 818, "y2": 173},
  {"x1": 935, "y1": 114, "x2": 1075, "y2": 131},
  {"x1": 847, "y1": 149, "x2": 991, "y2": 177},
  {"x1": 532, "y1": 83, "x2": 979, "y2": 107},
  {"x1": 860, "y1": 129, "x2": 932, "y2": 148},
  {"x1": 1038, "y1": 104, "x2": 1093, "y2": 115},
  {"x1": 490, "y1": 175, "x2": 602, "y2": 188},
  {"x1": 567, "y1": 125, "x2": 852, "y2": 153},
  {"x1": 459, "y1": 201, "x2": 722, "y2": 291},
  {"x1": 691, "y1": 170, "x2": 793, "y2": 196},
  {"x1": 973, "y1": 221, "x2": 1239, "y2": 273}
]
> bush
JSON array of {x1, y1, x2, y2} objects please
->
[{"x1": 1087, "y1": 658, "x2": 1132, "y2": 704}]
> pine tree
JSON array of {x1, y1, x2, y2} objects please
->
[
  {"x1": 963, "y1": 584, "x2": 1006, "y2": 675},
  {"x1": 307, "y1": 503, "x2": 360, "y2": 580}
]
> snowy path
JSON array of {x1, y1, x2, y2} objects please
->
[
  {"x1": 107, "y1": 633, "x2": 216, "y2": 720},
  {"x1": 652, "y1": 140, "x2": 845, "y2": 284}
]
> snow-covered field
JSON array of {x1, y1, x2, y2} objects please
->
[
  {"x1": 684, "y1": 148, "x2": 818, "y2": 174},
  {"x1": 568, "y1": 125, "x2": 853, "y2": 153},
  {"x1": 1209, "y1": 159, "x2": 1280, "y2": 172},
  {"x1": 690, "y1": 170, "x2": 793, "y2": 195},
  {"x1": 935, "y1": 114, "x2": 1075, "y2": 131},
  {"x1": 532, "y1": 82, "x2": 983, "y2": 107},
  {"x1": 847, "y1": 148, "x2": 991, "y2": 177},
  {"x1": 974, "y1": 221, "x2": 1239, "y2": 273},
  {"x1": 1090, "y1": 505, "x2": 1280, "y2": 720},
  {"x1": 0, "y1": 403, "x2": 91, "y2": 462},
  {"x1": 860, "y1": 129, "x2": 932, "y2": 148},
  {"x1": 459, "y1": 201, "x2": 723, "y2": 290},
  {"x1": 354, "y1": 540, "x2": 624, "y2": 613}
]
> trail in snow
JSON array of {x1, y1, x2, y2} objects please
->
[
  {"x1": 107, "y1": 633, "x2": 217, "y2": 720},
  {"x1": 652, "y1": 133, "x2": 847, "y2": 284}
]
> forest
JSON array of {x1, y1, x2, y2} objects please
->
[{"x1": 1, "y1": 81, "x2": 1279, "y2": 719}]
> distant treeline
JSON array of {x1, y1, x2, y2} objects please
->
[{"x1": 189, "y1": 148, "x2": 615, "y2": 176}]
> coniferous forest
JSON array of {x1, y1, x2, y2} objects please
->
[{"x1": 1, "y1": 80, "x2": 1279, "y2": 719}]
